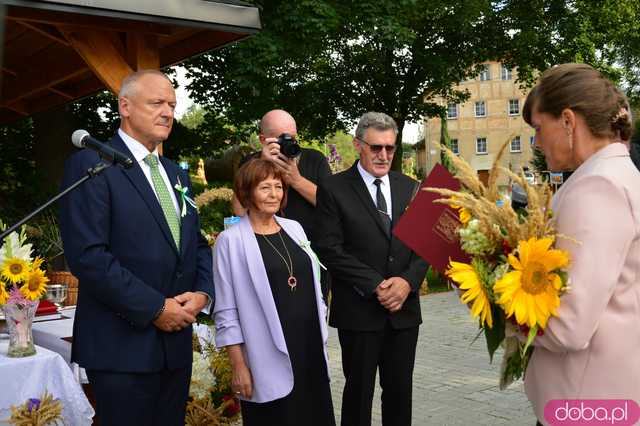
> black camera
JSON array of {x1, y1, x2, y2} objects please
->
[{"x1": 277, "y1": 133, "x2": 301, "y2": 158}]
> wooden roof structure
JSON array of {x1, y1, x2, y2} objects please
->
[{"x1": 0, "y1": 0, "x2": 261, "y2": 124}]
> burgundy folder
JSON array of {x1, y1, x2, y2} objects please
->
[{"x1": 393, "y1": 164, "x2": 469, "y2": 273}]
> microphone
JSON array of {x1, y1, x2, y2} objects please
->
[{"x1": 71, "y1": 130, "x2": 134, "y2": 169}]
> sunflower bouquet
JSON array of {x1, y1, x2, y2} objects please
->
[
  {"x1": 0, "y1": 220, "x2": 49, "y2": 306},
  {"x1": 424, "y1": 141, "x2": 571, "y2": 389},
  {"x1": 1, "y1": 220, "x2": 49, "y2": 357}
]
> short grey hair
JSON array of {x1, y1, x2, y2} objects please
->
[
  {"x1": 355, "y1": 112, "x2": 398, "y2": 141},
  {"x1": 119, "y1": 69, "x2": 172, "y2": 99}
]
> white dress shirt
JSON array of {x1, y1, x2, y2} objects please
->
[
  {"x1": 357, "y1": 161, "x2": 392, "y2": 220},
  {"x1": 118, "y1": 129, "x2": 180, "y2": 217}
]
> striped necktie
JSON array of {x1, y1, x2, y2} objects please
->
[{"x1": 144, "y1": 154, "x2": 181, "y2": 249}]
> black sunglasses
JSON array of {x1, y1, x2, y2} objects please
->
[{"x1": 357, "y1": 137, "x2": 396, "y2": 154}]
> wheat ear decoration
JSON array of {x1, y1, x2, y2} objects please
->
[
  {"x1": 436, "y1": 143, "x2": 486, "y2": 197},
  {"x1": 485, "y1": 138, "x2": 514, "y2": 202}
]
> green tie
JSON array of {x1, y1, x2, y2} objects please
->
[{"x1": 144, "y1": 154, "x2": 181, "y2": 250}]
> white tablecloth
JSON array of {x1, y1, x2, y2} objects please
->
[
  {"x1": 32, "y1": 308, "x2": 88, "y2": 384},
  {"x1": 0, "y1": 340, "x2": 94, "y2": 425}
]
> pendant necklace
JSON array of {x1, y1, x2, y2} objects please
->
[{"x1": 261, "y1": 230, "x2": 297, "y2": 291}]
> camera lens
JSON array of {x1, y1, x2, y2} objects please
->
[{"x1": 277, "y1": 133, "x2": 301, "y2": 158}]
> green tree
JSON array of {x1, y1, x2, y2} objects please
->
[
  {"x1": 184, "y1": 0, "x2": 640, "y2": 172},
  {"x1": 531, "y1": 147, "x2": 549, "y2": 181},
  {"x1": 185, "y1": 0, "x2": 500, "y2": 171},
  {"x1": 497, "y1": 0, "x2": 640, "y2": 101}
]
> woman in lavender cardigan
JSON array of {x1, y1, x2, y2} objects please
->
[{"x1": 212, "y1": 159, "x2": 335, "y2": 426}]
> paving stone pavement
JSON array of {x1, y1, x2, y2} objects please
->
[{"x1": 326, "y1": 291, "x2": 537, "y2": 426}]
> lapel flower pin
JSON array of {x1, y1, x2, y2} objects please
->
[
  {"x1": 174, "y1": 176, "x2": 198, "y2": 218},
  {"x1": 299, "y1": 239, "x2": 327, "y2": 271}
]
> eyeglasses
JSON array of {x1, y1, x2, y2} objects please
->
[{"x1": 357, "y1": 137, "x2": 396, "y2": 154}]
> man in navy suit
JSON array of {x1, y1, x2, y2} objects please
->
[{"x1": 59, "y1": 70, "x2": 214, "y2": 426}]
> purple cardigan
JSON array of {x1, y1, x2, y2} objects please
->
[{"x1": 212, "y1": 214, "x2": 329, "y2": 403}]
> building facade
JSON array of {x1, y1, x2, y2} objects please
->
[{"x1": 416, "y1": 61, "x2": 536, "y2": 186}]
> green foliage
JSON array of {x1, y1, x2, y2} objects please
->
[
  {"x1": 195, "y1": 182, "x2": 235, "y2": 234},
  {"x1": 326, "y1": 131, "x2": 357, "y2": 171},
  {"x1": 70, "y1": 91, "x2": 120, "y2": 141},
  {"x1": 182, "y1": 0, "x2": 640, "y2": 173},
  {"x1": 425, "y1": 266, "x2": 451, "y2": 293},
  {"x1": 0, "y1": 118, "x2": 42, "y2": 224},
  {"x1": 632, "y1": 116, "x2": 640, "y2": 147},
  {"x1": 184, "y1": 0, "x2": 501, "y2": 171},
  {"x1": 439, "y1": 115, "x2": 455, "y2": 173},
  {"x1": 25, "y1": 212, "x2": 66, "y2": 271},
  {"x1": 497, "y1": 0, "x2": 640, "y2": 101},
  {"x1": 198, "y1": 198, "x2": 233, "y2": 234},
  {"x1": 531, "y1": 147, "x2": 549, "y2": 180},
  {"x1": 165, "y1": 111, "x2": 256, "y2": 161},
  {"x1": 180, "y1": 105, "x2": 206, "y2": 130},
  {"x1": 484, "y1": 305, "x2": 506, "y2": 363},
  {"x1": 299, "y1": 139, "x2": 327, "y2": 155}
]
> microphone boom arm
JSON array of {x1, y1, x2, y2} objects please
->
[{"x1": 0, "y1": 161, "x2": 112, "y2": 244}]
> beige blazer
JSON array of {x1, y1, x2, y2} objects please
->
[{"x1": 525, "y1": 143, "x2": 640, "y2": 423}]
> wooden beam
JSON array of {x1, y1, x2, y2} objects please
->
[
  {"x1": 7, "y1": 7, "x2": 174, "y2": 36},
  {"x1": 15, "y1": 20, "x2": 69, "y2": 46},
  {"x1": 4, "y1": 20, "x2": 28, "y2": 43},
  {"x1": 60, "y1": 28, "x2": 133, "y2": 94},
  {"x1": 160, "y1": 30, "x2": 244, "y2": 67},
  {"x1": 55, "y1": 74, "x2": 105, "y2": 99},
  {"x1": 1, "y1": 45, "x2": 89, "y2": 105},
  {"x1": 1, "y1": 67, "x2": 18, "y2": 77},
  {"x1": 48, "y1": 87, "x2": 73, "y2": 100},
  {"x1": 3, "y1": 29, "x2": 56, "y2": 70},
  {"x1": 4, "y1": 99, "x2": 29, "y2": 115},
  {"x1": 126, "y1": 33, "x2": 160, "y2": 70}
]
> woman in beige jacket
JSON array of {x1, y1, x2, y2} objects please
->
[{"x1": 522, "y1": 63, "x2": 640, "y2": 425}]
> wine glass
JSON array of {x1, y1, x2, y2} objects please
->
[{"x1": 45, "y1": 284, "x2": 68, "y2": 310}]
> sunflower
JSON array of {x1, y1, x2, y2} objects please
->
[
  {"x1": 448, "y1": 198, "x2": 472, "y2": 225},
  {"x1": 458, "y1": 207, "x2": 472, "y2": 225},
  {"x1": 1, "y1": 258, "x2": 30, "y2": 284},
  {"x1": 446, "y1": 260, "x2": 493, "y2": 328},
  {"x1": 0, "y1": 284, "x2": 8, "y2": 305},
  {"x1": 19, "y1": 268, "x2": 49, "y2": 301},
  {"x1": 493, "y1": 237, "x2": 570, "y2": 329},
  {"x1": 31, "y1": 256, "x2": 45, "y2": 272}
]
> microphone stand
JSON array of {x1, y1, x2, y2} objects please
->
[{"x1": 0, "y1": 161, "x2": 113, "y2": 244}]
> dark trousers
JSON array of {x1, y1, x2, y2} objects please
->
[
  {"x1": 338, "y1": 323, "x2": 419, "y2": 426},
  {"x1": 86, "y1": 366, "x2": 191, "y2": 426}
]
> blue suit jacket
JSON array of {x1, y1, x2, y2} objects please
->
[{"x1": 59, "y1": 133, "x2": 214, "y2": 373}]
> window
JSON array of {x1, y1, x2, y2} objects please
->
[
  {"x1": 501, "y1": 65, "x2": 512, "y2": 80},
  {"x1": 476, "y1": 137, "x2": 488, "y2": 154},
  {"x1": 447, "y1": 103, "x2": 458, "y2": 119},
  {"x1": 450, "y1": 138, "x2": 459, "y2": 154},
  {"x1": 510, "y1": 136, "x2": 522, "y2": 153},
  {"x1": 475, "y1": 101, "x2": 486, "y2": 117},
  {"x1": 529, "y1": 135, "x2": 536, "y2": 146},
  {"x1": 508, "y1": 99, "x2": 520, "y2": 116},
  {"x1": 479, "y1": 64, "x2": 491, "y2": 81}
]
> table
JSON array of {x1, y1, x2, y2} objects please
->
[
  {"x1": 32, "y1": 310, "x2": 88, "y2": 384},
  {"x1": 0, "y1": 340, "x2": 94, "y2": 425}
]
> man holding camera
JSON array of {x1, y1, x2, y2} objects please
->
[{"x1": 234, "y1": 109, "x2": 331, "y2": 242}]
